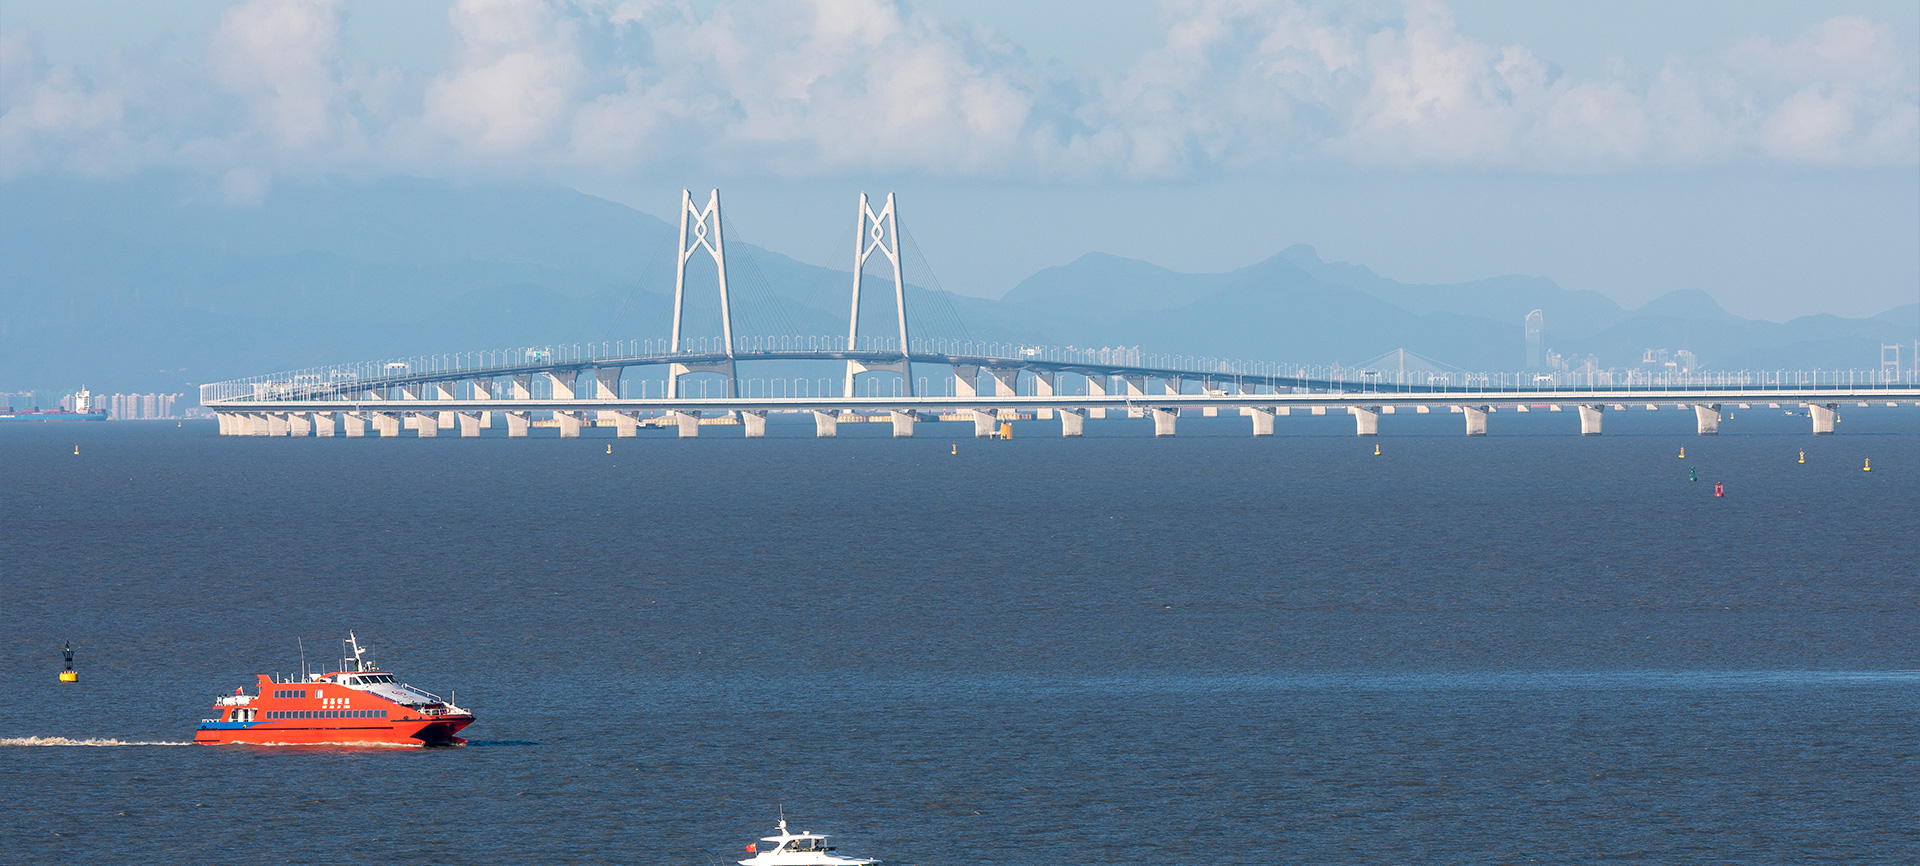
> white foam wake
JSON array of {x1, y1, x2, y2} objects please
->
[{"x1": 1, "y1": 736, "x2": 193, "y2": 747}]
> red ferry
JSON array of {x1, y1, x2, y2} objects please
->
[{"x1": 195, "y1": 633, "x2": 474, "y2": 747}]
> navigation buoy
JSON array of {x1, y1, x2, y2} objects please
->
[
  {"x1": 1798, "y1": 450, "x2": 1805, "y2": 464},
  {"x1": 1374, "y1": 443, "x2": 1381, "y2": 456},
  {"x1": 606, "y1": 443, "x2": 612, "y2": 454},
  {"x1": 998, "y1": 422, "x2": 1013, "y2": 440},
  {"x1": 951, "y1": 444, "x2": 958, "y2": 455},
  {"x1": 73, "y1": 445, "x2": 79, "y2": 456},
  {"x1": 1713, "y1": 482, "x2": 1724, "y2": 497},
  {"x1": 1689, "y1": 467, "x2": 1697, "y2": 482},
  {"x1": 1863, "y1": 458, "x2": 1872, "y2": 472},
  {"x1": 59, "y1": 641, "x2": 76, "y2": 683},
  {"x1": 1678, "y1": 447, "x2": 1685, "y2": 458}
]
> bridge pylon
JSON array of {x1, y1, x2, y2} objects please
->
[
  {"x1": 668, "y1": 188, "x2": 737, "y2": 399},
  {"x1": 843, "y1": 192, "x2": 912, "y2": 398}
]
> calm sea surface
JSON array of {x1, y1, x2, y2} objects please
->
[{"x1": 3, "y1": 408, "x2": 1916, "y2": 864}]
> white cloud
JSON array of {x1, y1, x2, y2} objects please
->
[{"x1": 0, "y1": 0, "x2": 1914, "y2": 184}]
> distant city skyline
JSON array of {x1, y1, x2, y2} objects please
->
[{"x1": 3, "y1": 0, "x2": 1917, "y2": 321}]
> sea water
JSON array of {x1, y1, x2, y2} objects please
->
[{"x1": 2, "y1": 409, "x2": 1916, "y2": 864}]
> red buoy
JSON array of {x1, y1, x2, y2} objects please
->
[{"x1": 1713, "y1": 482, "x2": 1724, "y2": 497}]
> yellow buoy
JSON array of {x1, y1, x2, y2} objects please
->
[
  {"x1": 998, "y1": 422, "x2": 1012, "y2": 440},
  {"x1": 606, "y1": 443, "x2": 612, "y2": 454},
  {"x1": 60, "y1": 641, "x2": 76, "y2": 683},
  {"x1": 951, "y1": 444, "x2": 958, "y2": 455},
  {"x1": 73, "y1": 445, "x2": 79, "y2": 456},
  {"x1": 1678, "y1": 447, "x2": 1685, "y2": 458},
  {"x1": 1374, "y1": 443, "x2": 1380, "y2": 456},
  {"x1": 1798, "y1": 450, "x2": 1805, "y2": 464},
  {"x1": 1863, "y1": 458, "x2": 1871, "y2": 472}
]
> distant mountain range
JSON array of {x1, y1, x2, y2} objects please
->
[{"x1": 2, "y1": 173, "x2": 1912, "y2": 398}]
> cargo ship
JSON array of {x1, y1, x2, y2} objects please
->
[
  {"x1": 2, "y1": 390, "x2": 106, "y2": 421},
  {"x1": 194, "y1": 633, "x2": 474, "y2": 746}
]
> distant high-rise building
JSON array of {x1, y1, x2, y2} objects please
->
[{"x1": 1524, "y1": 310, "x2": 1544, "y2": 370}]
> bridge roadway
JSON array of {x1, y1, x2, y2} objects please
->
[{"x1": 209, "y1": 382, "x2": 1920, "y2": 439}]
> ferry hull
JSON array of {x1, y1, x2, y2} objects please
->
[{"x1": 194, "y1": 716, "x2": 472, "y2": 747}]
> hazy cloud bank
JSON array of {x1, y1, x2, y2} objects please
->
[{"x1": 2, "y1": 0, "x2": 1916, "y2": 185}]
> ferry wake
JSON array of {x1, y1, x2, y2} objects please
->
[{"x1": 194, "y1": 633, "x2": 474, "y2": 746}]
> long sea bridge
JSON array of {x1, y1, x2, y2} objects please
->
[{"x1": 201, "y1": 190, "x2": 1920, "y2": 439}]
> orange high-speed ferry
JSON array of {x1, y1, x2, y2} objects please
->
[{"x1": 194, "y1": 633, "x2": 474, "y2": 747}]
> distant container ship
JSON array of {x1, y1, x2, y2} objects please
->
[{"x1": 2, "y1": 389, "x2": 107, "y2": 421}]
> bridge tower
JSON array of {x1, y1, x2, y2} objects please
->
[
  {"x1": 667, "y1": 188, "x2": 737, "y2": 398},
  {"x1": 843, "y1": 192, "x2": 913, "y2": 398}
]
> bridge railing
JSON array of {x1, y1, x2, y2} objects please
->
[{"x1": 199, "y1": 335, "x2": 1920, "y2": 405}]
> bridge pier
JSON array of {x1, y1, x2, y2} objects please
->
[
  {"x1": 1351, "y1": 406, "x2": 1380, "y2": 436},
  {"x1": 459, "y1": 412, "x2": 482, "y2": 437},
  {"x1": 742, "y1": 410, "x2": 767, "y2": 438},
  {"x1": 1125, "y1": 376, "x2": 1147, "y2": 417},
  {"x1": 812, "y1": 410, "x2": 838, "y2": 438},
  {"x1": 1034, "y1": 373, "x2": 1055, "y2": 420},
  {"x1": 1693, "y1": 404, "x2": 1721, "y2": 435},
  {"x1": 972, "y1": 410, "x2": 996, "y2": 438},
  {"x1": 342, "y1": 412, "x2": 366, "y2": 437},
  {"x1": 1080, "y1": 374, "x2": 1107, "y2": 419},
  {"x1": 1578, "y1": 404, "x2": 1604, "y2": 435},
  {"x1": 555, "y1": 411, "x2": 582, "y2": 438},
  {"x1": 1251, "y1": 407, "x2": 1275, "y2": 436},
  {"x1": 264, "y1": 413, "x2": 288, "y2": 436},
  {"x1": 313, "y1": 412, "x2": 335, "y2": 437},
  {"x1": 287, "y1": 412, "x2": 312, "y2": 437},
  {"x1": 1151, "y1": 407, "x2": 1177, "y2": 437},
  {"x1": 411, "y1": 412, "x2": 438, "y2": 437},
  {"x1": 1059, "y1": 407, "x2": 1085, "y2": 437},
  {"x1": 373, "y1": 413, "x2": 401, "y2": 437},
  {"x1": 1464, "y1": 406, "x2": 1489, "y2": 436},
  {"x1": 506, "y1": 411, "x2": 530, "y2": 438},
  {"x1": 673, "y1": 410, "x2": 701, "y2": 438},
  {"x1": 890, "y1": 410, "x2": 916, "y2": 438},
  {"x1": 1809, "y1": 403, "x2": 1837, "y2": 434}
]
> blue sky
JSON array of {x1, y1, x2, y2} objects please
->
[{"x1": 4, "y1": 0, "x2": 1916, "y2": 320}]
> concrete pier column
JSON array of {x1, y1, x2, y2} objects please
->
[
  {"x1": 263, "y1": 413, "x2": 287, "y2": 436},
  {"x1": 1351, "y1": 406, "x2": 1380, "y2": 436},
  {"x1": 215, "y1": 412, "x2": 233, "y2": 435},
  {"x1": 1693, "y1": 404, "x2": 1722, "y2": 435},
  {"x1": 1085, "y1": 374, "x2": 1108, "y2": 419},
  {"x1": 374, "y1": 413, "x2": 401, "y2": 437},
  {"x1": 614, "y1": 412, "x2": 638, "y2": 438},
  {"x1": 1125, "y1": 376, "x2": 1148, "y2": 418},
  {"x1": 412, "y1": 413, "x2": 438, "y2": 437},
  {"x1": 1151, "y1": 407, "x2": 1177, "y2": 437},
  {"x1": 342, "y1": 412, "x2": 366, "y2": 437},
  {"x1": 1578, "y1": 404, "x2": 1604, "y2": 435},
  {"x1": 673, "y1": 411, "x2": 700, "y2": 438},
  {"x1": 506, "y1": 411, "x2": 530, "y2": 438},
  {"x1": 313, "y1": 412, "x2": 335, "y2": 437},
  {"x1": 989, "y1": 367, "x2": 1019, "y2": 396},
  {"x1": 951, "y1": 365, "x2": 980, "y2": 398},
  {"x1": 1033, "y1": 373, "x2": 1055, "y2": 420},
  {"x1": 890, "y1": 410, "x2": 916, "y2": 438},
  {"x1": 287, "y1": 413, "x2": 312, "y2": 437},
  {"x1": 972, "y1": 409, "x2": 997, "y2": 438},
  {"x1": 812, "y1": 410, "x2": 838, "y2": 438},
  {"x1": 1464, "y1": 406, "x2": 1489, "y2": 436},
  {"x1": 1810, "y1": 403, "x2": 1837, "y2": 434},
  {"x1": 510, "y1": 375, "x2": 533, "y2": 400},
  {"x1": 471, "y1": 380, "x2": 495, "y2": 428},
  {"x1": 1059, "y1": 407, "x2": 1085, "y2": 437},
  {"x1": 554, "y1": 411, "x2": 582, "y2": 438},
  {"x1": 593, "y1": 368, "x2": 622, "y2": 427},
  {"x1": 544, "y1": 371, "x2": 577, "y2": 400},
  {"x1": 1251, "y1": 407, "x2": 1275, "y2": 436},
  {"x1": 458, "y1": 412, "x2": 482, "y2": 437},
  {"x1": 742, "y1": 410, "x2": 768, "y2": 438}
]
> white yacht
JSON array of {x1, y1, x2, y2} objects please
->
[{"x1": 739, "y1": 817, "x2": 879, "y2": 865}]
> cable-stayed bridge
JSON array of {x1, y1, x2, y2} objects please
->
[{"x1": 201, "y1": 190, "x2": 1920, "y2": 439}]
